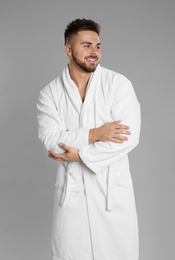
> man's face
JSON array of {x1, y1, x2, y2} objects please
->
[{"x1": 66, "y1": 30, "x2": 101, "y2": 73}]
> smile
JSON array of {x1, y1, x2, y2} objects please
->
[{"x1": 86, "y1": 58, "x2": 97, "y2": 63}]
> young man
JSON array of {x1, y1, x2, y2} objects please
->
[{"x1": 37, "y1": 19, "x2": 141, "y2": 260}]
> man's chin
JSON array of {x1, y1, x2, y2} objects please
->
[{"x1": 82, "y1": 63, "x2": 99, "y2": 73}]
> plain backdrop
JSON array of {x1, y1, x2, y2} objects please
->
[{"x1": 0, "y1": 0, "x2": 174, "y2": 259}]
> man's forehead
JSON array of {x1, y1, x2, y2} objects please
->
[
  {"x1": 73, "y1": 30, "x2": 99, "y2": 42},
  {"x1": 68, "y1": 30, "x2": 100, "y2": 45}
]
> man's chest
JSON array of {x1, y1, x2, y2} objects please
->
[{"x1": 56, "y1": 86, "x2": 113, "y2": 129}]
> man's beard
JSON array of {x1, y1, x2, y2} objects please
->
[{"x1": 72, "y1": 52, "x2": 99, "y2": 73}]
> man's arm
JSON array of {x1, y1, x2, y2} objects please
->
[
  {"x1": 78, "y1": 79, "x2": 141, "y2": 174},
  {"x1": 37, "y1": 84, "x2": 90, "y2": 153},
  {"x1": 48, "y1": 121, "x2": 131, "y2": 161},
  {"x1": 37, "y1": 84, "x2": 130, "y2": 154},
  {"x1": 89, "y1": 121, "x2": 130, "y2": 144}
]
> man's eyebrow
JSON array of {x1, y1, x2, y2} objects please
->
[{"x1": 81, "y1": 42, "x2": 101, "y2": 45}]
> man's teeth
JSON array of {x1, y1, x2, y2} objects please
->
[{"x1": 87, "y1": 59, "x2": 96, "y2": 61}]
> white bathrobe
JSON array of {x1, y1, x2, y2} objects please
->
[{"x1": 37, "y1": 64, "x2": 141, "y2": 260}]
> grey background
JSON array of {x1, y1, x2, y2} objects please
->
[{"x1": 0, "y1": 0, "x2": 174, "y2": 259}]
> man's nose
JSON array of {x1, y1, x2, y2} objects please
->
[{"x1": 90, "y1": 46, "x2": 97, "y2": 55}]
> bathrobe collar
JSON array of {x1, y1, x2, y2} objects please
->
[{"x1": 62, "y1": 63, "x2": 101, "y2": 118}]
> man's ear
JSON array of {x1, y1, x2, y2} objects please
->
[{"x1": 65, "y1": 44, "x2": 72, "y2": 57}]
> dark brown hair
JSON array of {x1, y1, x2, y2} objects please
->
[{"x1": 64, "y1": 18, "x2": 101, "y2": 45}]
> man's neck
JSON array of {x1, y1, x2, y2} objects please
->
[{"x1": 68, "y1": 63, "x2": 91, "y2": 90}]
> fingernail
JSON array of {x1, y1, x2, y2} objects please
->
[{"x1": 59, "y1": 143, "x2": 63, "y2": 146}]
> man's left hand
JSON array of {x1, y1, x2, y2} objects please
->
[{"x1": 48, "y1": 143, "x2": 82, "y2": 162}]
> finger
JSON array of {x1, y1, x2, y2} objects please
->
[
  {"x1": 113, "y1": 134, "x2": 128, "y2": 141},
  {"x1": 48, "y1": 154, "x2": 61, "y2": 161},
  {"x1": 115, "y1": 130, "x2": 131, "y2": 135},
  {"x1": 49, "y1": 150, "x2": 61, "y2": 157},
  {"x1": 113, "y1": 120, "x2": 121, "y2": 124},
  {"x1": 115, "y1": 124, "x2": 130, "y2": 130},
  {"x1": 48, "y1": 152, "x2": 68, "y2": 161},
  {"x1": 58, "y1": 143, "x2": 70, "y2": 151},
  {"x1": 112, "y1": 138, "x2": 124, "y2": 143},
  {"x1": 49, "y1": 150, "x2": 66, "y2": 159}
]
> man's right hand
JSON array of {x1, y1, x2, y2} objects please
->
[{"x1": 89, "y1": 121, "x2": 131, "y2": 144}]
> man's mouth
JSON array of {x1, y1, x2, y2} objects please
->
[{"x1": 86, "y1": 57, "x2": 97, "y2": 63}]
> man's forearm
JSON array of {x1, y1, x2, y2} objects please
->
[
  {"x1": 89, "y1": 128, "x2": 99, "y2": 144},
  {"x1": 48, "y1": 122, "x2": 131, "y2": 162},
  {"x1": 89, "y1": 121, "x2": 131, "y2": 145}
]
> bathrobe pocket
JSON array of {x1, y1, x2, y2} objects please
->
[
  {"x1": 55, "y1": 162, "x2": 84, "y2": 193},
  {"x1": 102, "y1": 157, "x2": 129, "y2": 190}
]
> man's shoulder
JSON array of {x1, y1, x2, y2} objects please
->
[
  {"x1": 100, "y1": 65, "x2": 131, "y2": 85},
  {"x1": 40, "y1": 74, "x2": 63, "y2": 95}
]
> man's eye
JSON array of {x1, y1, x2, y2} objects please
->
[
  {"x1": 97, "y1": 46, "x2": 101, "y2": 50},
  {"x1": 84, "y1": 45, "x2": 90, "y2": 48}
]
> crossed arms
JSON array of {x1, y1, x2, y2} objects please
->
[
  {"x1": 48, "y1": 121, "x2": 131, "y2": 162},
  {"x1": 37, "y1": 79, "x2": 140, "y2": 174}
]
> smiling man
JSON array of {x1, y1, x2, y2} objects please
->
[
  {"x1": 37, "y1": 19, "x2": 141, "y2": 260},
  {"x1": 68, "y1": 33, "x2": 101, "y2": 73}
]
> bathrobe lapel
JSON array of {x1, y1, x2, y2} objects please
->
[
  {"x1": 80, "y1": 64, "x2": 101, "y2": 127},
  {"x1": 62, "y1": 65, "x2": 82, "y2": 115},
  {"x1": 62, "y1": 64, "x2": 101, "y2": 124}
]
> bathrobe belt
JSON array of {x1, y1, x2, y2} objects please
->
[
  {"x1": 59, "y1": 165, "x2": 114, "y2": 211},
  {"x1": 106, "y1": 167, "x2": 114, "y2": 211},
  {"x1": 59, "y1": 163, "x2": 71, "y2": 206}
]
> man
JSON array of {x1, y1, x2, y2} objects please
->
[{"x1": 37, "y1": 18, "x2": 141, "y2": 260}]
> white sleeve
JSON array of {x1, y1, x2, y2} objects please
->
[
  {"x1": 37, "y1": 85, "x2": 89, "y2": 153},
  {"x1": 79, "y1": 79, "x2": 141, "y2": 174}
]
